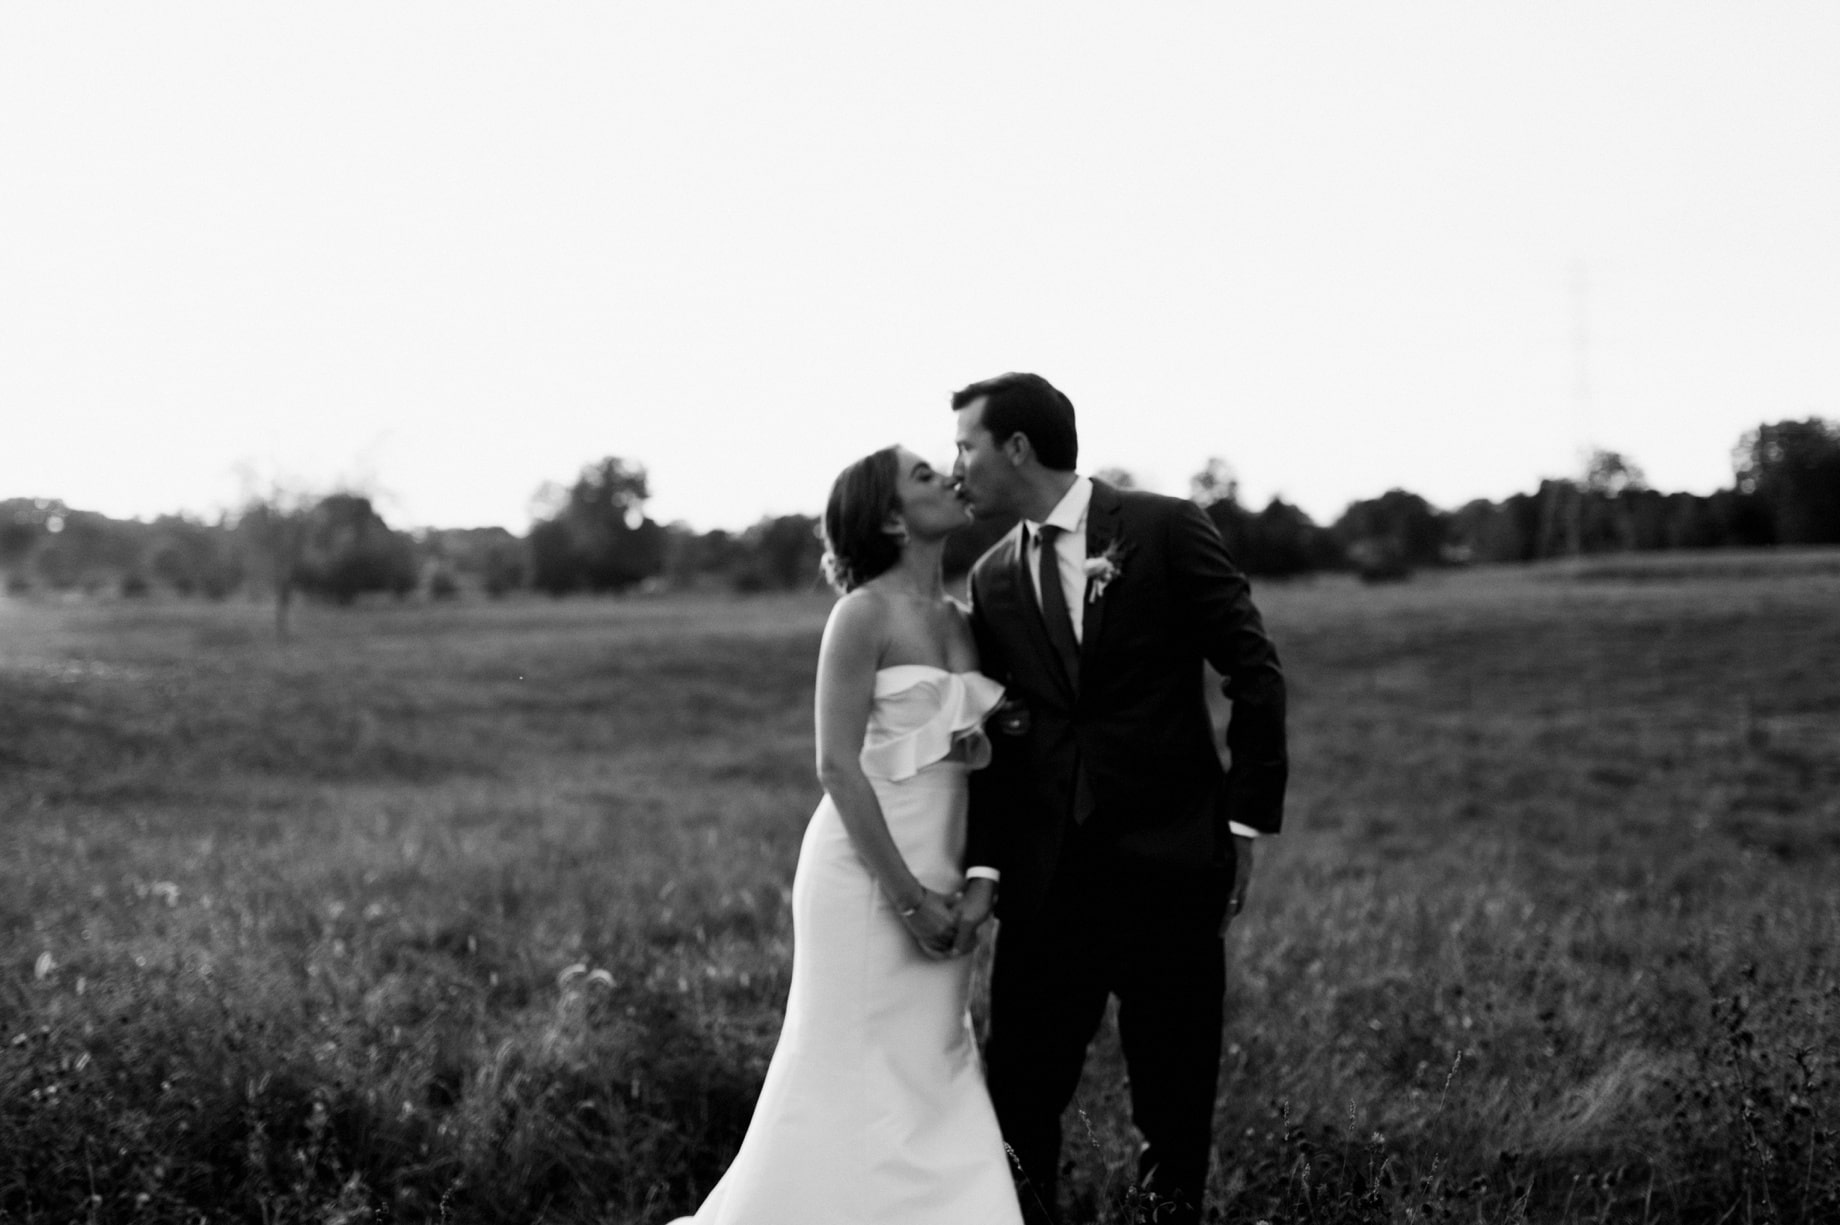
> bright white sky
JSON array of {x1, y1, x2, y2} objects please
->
[{"x1": 4, "y1": 3, "x2": 1837, "y2": 533}]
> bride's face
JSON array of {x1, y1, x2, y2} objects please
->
[{"x1": 890, "y1": 446, "x2": 971, "y2": 543}]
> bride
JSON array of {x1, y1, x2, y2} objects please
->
[{"x1": 668, "y1": 445, "x2": 1022, "y2": 1224}]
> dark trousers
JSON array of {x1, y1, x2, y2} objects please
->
[{"x1": 984, "y1": 849, "x2": 1229, "y2": 1225}]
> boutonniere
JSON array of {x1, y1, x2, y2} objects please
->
[{"x1": 1083, "y1": 540, "x2": 1127, "y2": 603}]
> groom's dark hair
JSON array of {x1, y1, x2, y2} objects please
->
[{"x1": 950, "y1": 372, "x2": 1078, "y2": 471}]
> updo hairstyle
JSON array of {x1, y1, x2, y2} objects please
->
[{"x1": 820, "y1": 446, "x2": 903, "y2": 593}]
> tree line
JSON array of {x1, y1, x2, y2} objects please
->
[
  {"x1": 4, "y1": 417, "x2": 1837, "y2": 608},
  {"x1": 1329, "y1": 418, "x2": 1840, "y2": 577}
]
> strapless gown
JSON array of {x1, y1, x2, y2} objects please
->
[{"x1": 668, "y1": 665, "x2": 1023, "y2": 1225}]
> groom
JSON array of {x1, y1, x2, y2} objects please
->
[{"x1": 949, "y1": 373, "x2": 1288, "y2": 1225}]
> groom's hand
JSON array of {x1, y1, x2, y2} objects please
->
[
  {"x1": 1220, "y1": 835, "x2": 1255, "y2": 936},
  {"x1": 901, "y1": 889, "x2": 961, "y2": 960},
  {"x1": 950, "y1": 878, "x2": 997, "y2": 957}
]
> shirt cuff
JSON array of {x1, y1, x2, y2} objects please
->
[
  {"x1": 964, "y1": 866, "x2": 1001, "y2": 883},
  {"x1": 1226, "y1": 822, "x2": 1261, "y2": 840}
]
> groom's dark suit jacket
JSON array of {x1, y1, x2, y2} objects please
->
[{"x1": 966, "y1": 479, "x2": 1288, "y2": 923}]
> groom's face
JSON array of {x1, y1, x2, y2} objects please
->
[{"x1": 952, "y1": 397, "x2": 1018, "y2": 520}]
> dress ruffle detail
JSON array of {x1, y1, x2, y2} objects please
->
[{"x1": 859, "y1": 667, "x2": 1006, "y2": 781}]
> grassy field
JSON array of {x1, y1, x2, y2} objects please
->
[{"x1": 2, "y1": 559, "x2": 1837, "y2": 1223}]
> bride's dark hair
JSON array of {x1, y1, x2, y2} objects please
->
[{"x1": 820, "y1": 446, "x2": 903, "y2": 593}]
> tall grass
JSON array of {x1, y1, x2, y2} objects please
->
[{"x1": 2, "y1": 566, "x2": 1836, "y2": 1222}]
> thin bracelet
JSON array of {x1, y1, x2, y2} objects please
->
[{"x1": 897, "y1": 889, "x2": 925, "y2": 918}]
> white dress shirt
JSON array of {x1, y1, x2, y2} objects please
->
[{"x1": 1025, "y1": 476, "x2": 1094, "y2": 641}]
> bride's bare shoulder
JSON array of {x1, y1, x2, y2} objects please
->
[
  {"x1": 821, "y1": 585, "x2": 893, "y2": 648},
  {"x1": 827, "y1": 583, "x2": 890, "y2": 620}
]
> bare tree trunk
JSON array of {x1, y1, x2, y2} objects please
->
[
  {"x1": 233, "y1": 474, "x2": 314, "y2": 643},
  {"x1": 274, "y1": 577, "x2": 292, "y2": 643}
]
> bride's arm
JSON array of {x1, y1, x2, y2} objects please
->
[
  {"x1": 814, "y1": 592, "x2": 958, "y2": 958},
  {"x1": 952, "y1": 591, "x2": 999, "y2": 955}
]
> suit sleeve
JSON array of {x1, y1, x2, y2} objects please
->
[
  {"x1": 1168, "y1": 498, "x2": 1289, "y2": 834},
  {"x1": 964, "y1": 566, "x2": 1014, "y2": 876}
]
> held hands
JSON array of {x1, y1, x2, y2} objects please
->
[
  {"x1": 897, "y1": 888, "x2": 962, "y2": 959},
  {"x1": 895, "y1": 880, "x2": 998, "y2": 959},
  {"x1": 949, "y1": 878, "x2": 996, "y2": 957}
]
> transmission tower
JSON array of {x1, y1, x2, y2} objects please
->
[{"x1": 1566, "y1": 260, "x2": 1593, "y2": 557}]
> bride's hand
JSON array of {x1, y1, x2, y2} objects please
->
[{"x1": 898, "y1": 888, "x2": 960, "y2": 959}]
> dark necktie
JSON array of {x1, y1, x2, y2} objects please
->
[{"x1": 1035, "y1": 524, "x2": 1080, "y2": 687}]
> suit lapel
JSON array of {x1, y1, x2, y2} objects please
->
[{"x1": 1080, "y1": 480, "x2": 1123, "y2": 670}]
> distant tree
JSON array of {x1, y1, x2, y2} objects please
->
[
  {"x1": 1709, "y1": 487, "x2": 1779, "y2": 547},
  {"x1": 0, "y1": 498, "x2": 65, "y2": 579},
  {"x1": 662, "y1": 523, "x2": 749, "y2": 590},
  {"x1": 147, "y1": 514, "x2": 243, "y2": 598},
  {"x1": 418, "y1": 526, "x2": 526, "y2": 597},
  {"x1": 1193, "y1": 462, "x2": 1252, "y2": 563},
  {"x1": 480, "y1": 535, "x2": 528, "y2": 597},
  {"x1": 1332, "y1": 489, "x2": 1448, "y2": 577},
  {"x1": 1450, "y1": 496, "x2": 1535, "y2": 563},
  {"x1": 1621, "y1": 489, "x2": 1671, "y2": 552},
  {"x1": 1533, "y1": 479, "x2": 1583, "y2": 558},
  {"x1": 1189, "y1": 458, "x2": 1238, "y2": 508},
  {"x1": 1091, "y1": 466, "x2": 1138, "y2": 491},
  {"x1": 236, "y1": 486, "x2": 316, "y2": 641},
  {"x1": 1667, "y1": 492, "x2": 1723, "y2": 549},
  {"x1": 1570, "y1": 449, "x2": 1651, "y2": 554},
  {"x1": 31, "y1": 509, "x2": 142, "y2": 592},
  {"x1": 1, "y1": 499, "x2": 248, "y2": 599},
  {"x1": 293, "y1": 494, "x2": 418, "y2": 605},
  {"x1": 1188, "y1": 461, "x2": 1340, "y2": 577},
  {"x1": 528, "y1": 457, "x2": 667, "y2": 595},
  {"x1": 1583, "y1": 448, "x2": 1648, "y2": 498},
  {"x1": 526, "y1": 518, "x2": 579, "y2": 595},
  {"x1": 732, "y1": 514, "x2": 824, "y2": 592},
  {"x1": 1734, "y1": 418, "x2": 1840, "y2": 544},
  {"x1": 1403, "y1": 428, "x2": 1831, "y2": 567},
  {"x1": 1246, "y1": 497, "x2": 1342, "y2": 575}
]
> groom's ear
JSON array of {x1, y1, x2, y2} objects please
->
[{"x1": 1003, "y1": 431, "x2": 1033, "y2": 469}]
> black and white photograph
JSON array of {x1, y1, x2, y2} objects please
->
[{"x1": 3, "y1": 4, "x2": 1837, "y2": 1223}]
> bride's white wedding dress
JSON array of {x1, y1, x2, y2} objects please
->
[{"x1": 669, "y1": 665, "x2": 1023, "y2": 1225}]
